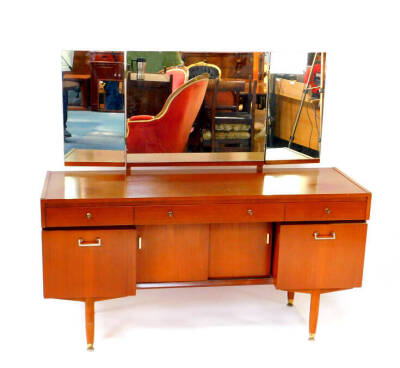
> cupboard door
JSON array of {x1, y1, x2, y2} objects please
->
[
  {"x1": 136, "y1": 225, "x2": 209, "y2": 283},
  {"x1": 209, "y1": 223, "x2": 272, "y2": 278},
  {"x1": 273, "y1": 223, "x2": 367, "y2": 290},
  {"x1": 42, "y1": 229, "x2": 136, "y2": 299}
]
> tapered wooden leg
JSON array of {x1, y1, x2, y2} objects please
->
[
  {"x1": 309, "y1": 291, "x2": 320, "y2": 340},
  {"x1": 287, "y1": 291, "x2": 294, "y2": 306},
  {"x1": 85, "y1": 300, "x2": 95, "y2": 351}
]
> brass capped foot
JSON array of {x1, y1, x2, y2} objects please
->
[
  {"x1": 308, "y1": 334, "x2": 315, "y2": 341},
  {"x1": 287, "y1": 299, "x2": 294, "y2": 307},
  {"x1": 87, "y1": 343, "x2": 94, "y2": 351}
]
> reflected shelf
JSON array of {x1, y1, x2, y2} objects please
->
[{"x1": 64, "y1": 149, "x2": 125, "y2": 166}]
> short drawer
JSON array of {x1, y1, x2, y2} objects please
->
[
  {"x1": 285, "y1": 201, "x2": 367, "y2": 221},
  {"x1": 44, "y1": 206, "x2": 134, "y2": 228},
  {"x1": 273, "y1": 222, "x2": 367, "y2": 290},
  {"x1": 42, "y1": 228, "x2": 136, "y2": 299},
  {"x1": 135, "y1": 203, "x2": 284, "y2": 225}
]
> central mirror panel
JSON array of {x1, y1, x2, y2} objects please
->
[{"x1": 126, "y1": 51, "x2": 267, "y2": 164}]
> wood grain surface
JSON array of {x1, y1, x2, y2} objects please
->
[
  {"x1": 42, "y1": 228, "x2": 136, "y2": 299},
  {"x1": 273, "y1": 223, "x2": 367, "y2": 290},
  {"x1": 209, "y1": 223, "x2": 272, "y2": 278},
  {"x1": 136, "y1": 225, "x2": 209, "y2": 282},
  {"x1": 41, "y1": 168, "x2": 370, "y2": 208}
]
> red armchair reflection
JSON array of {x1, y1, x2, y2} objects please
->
[{"x1": 126, "y1": 74, "x2": 208, "y2": 153}]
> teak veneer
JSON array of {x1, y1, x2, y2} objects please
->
[{"x1": 40, "y1": 167, "x2": 371, "y2": 349}]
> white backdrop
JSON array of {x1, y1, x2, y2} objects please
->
[{"x1": 1, "y1": 1, "x2": 399, "y2": 366}]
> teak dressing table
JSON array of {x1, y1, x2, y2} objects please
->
[{"x1": 40, "y1": 167, "x2": 371, "y2": 350}]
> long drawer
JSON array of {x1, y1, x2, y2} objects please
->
[
  {"x1": 285, "y1": 201, "x2": 367, "y2": 221},
  {"x1": 44, "y1": 206, "x2": 134, "y2": 228},
  {"x1": 135, "y1": 203, "x2": 284, "y2": 225}
]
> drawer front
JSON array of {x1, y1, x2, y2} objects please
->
[
  {"x1": 135, "y1": 203, "x2": 284, "y2": 225},
  {"x1": 273, "y1": 223, "x2": 367, "y2": 290},
  {"x1": 45, "y1": 206, "x2": 134, "y2": 228},
  {"x1": 285, "y1": 201, "x2": 367, "y2": 221},
  {"x1": 42, "y1": 228, "x2": 136, "y2": 299}
]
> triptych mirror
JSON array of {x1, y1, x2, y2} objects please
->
[{"x1": 62, "y1": 50, "x2": 325, "y2": 166}]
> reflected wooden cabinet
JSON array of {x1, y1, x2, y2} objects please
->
[
  {"x1": 90, "y1": 61, "x2": 124, "y2": 112},
  {"x1": 40, "y1": 168, "x2": 371, "y2": 349},
  {"x1": 126, "y1": 74, "x2": 172, "y2": 118},
  {"x1": 182, "y1": 52, "x2": 258, "y2": 79},
  {"x1": 65, "y1": 51, "x2": 125, "y2": 112}
]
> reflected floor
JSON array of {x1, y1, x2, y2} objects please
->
[{"x1": 64, "y1": 111, "x2": 125, "y2": 155}]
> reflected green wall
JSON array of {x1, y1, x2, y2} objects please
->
[{"x1": 126, "y1": 51, "x2": 183, "y2": 73}]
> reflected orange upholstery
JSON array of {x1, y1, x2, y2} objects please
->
[
  {"x1": 126, "y1": 74, "x2": 209, "y2": 153},
  {"x1": 165, "y1": 67, "x2": 188, "y2": 92}
]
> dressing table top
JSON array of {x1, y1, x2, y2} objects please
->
[{"x1": 42, "y1": 167, "x2": 370, "y2": 206}]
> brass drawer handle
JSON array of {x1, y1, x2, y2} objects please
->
[
  {"x1": 248, "y1": 209, "x2": 253, "y2": 216},
  {"x1": 86, "y1": 212, "x2": 92, "y2": 219},
  {"x1": 168, "y1": 210, "x2": 173, "y2": 218},
  {"x1": 78, "y1": 238, "x2": 101, "y2": 247},
  {"x1": 313, "y1": 232, "x2": 336, "y2": 240},
  {"x1": 324, "y1": 208, "x2": 331, "y2": 214}
]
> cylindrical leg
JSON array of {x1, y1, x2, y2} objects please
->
[
  {"x1": 309, "y1": 291, "x2": 320, "y2": 340},
  {"x1": 287, "y1": 291, "x2": 295, "y2": 307},
  {"x1": 85, "y1": 300, "x2": 95, "y2": 351}
]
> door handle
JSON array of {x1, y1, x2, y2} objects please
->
[
  {"x1": 313, "y1": 232, "x2": 336, "y2": 240},
  {"x1": 78, "y1": 238, "x2": 101, "y2": 247}
]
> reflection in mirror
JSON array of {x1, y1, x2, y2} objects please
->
[
  {"x1": 266, "y1": 52, "x2": 325, "y2": 163},
  {"x1": 62, "y1": 50, "x2": 125, "y2": 165},
  {"x1": 126, "y1": 51, "x2": 268, "y2": 164}
]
